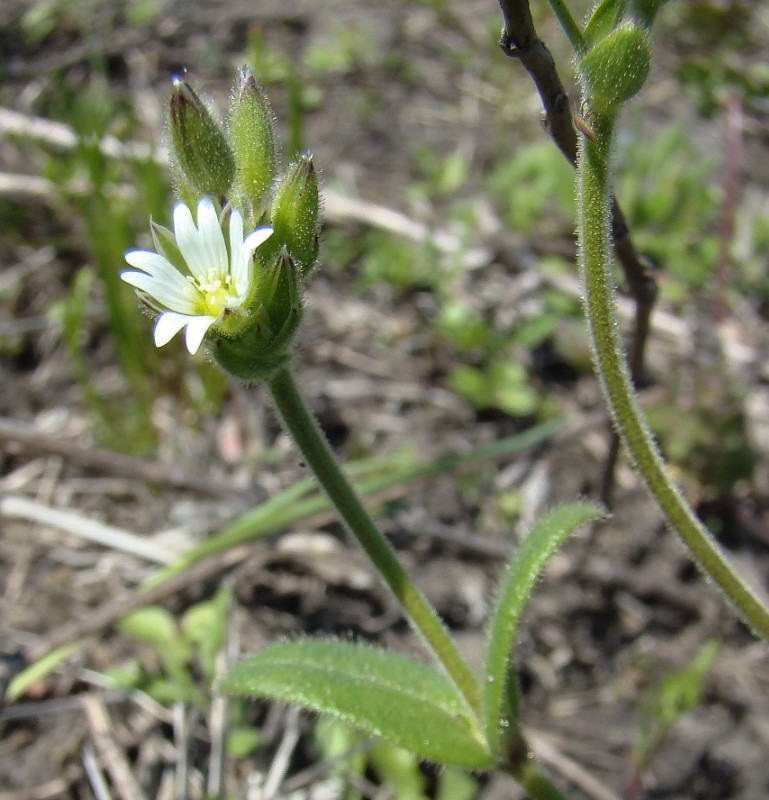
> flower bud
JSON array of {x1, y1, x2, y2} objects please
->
[
  {"x1": 270, "y1": 154, "x2": 320, "y2": 277},
  {"x1": 228, "y1": 67, "x2": 278, "y2": 223},
  {"x1": 168, "y1": 77, "x2": 235, "y2": 198},
  {"x1": 578, "y1": 22, "x2": 652, "y2": 116}
]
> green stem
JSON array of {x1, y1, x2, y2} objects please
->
[
  {"x1": 546, "y1": 0, "x2": 586, "y2": 53},
  {"x1": 577, "y1": 114, "x2": 769, "y2": 641},
  {"x1": 266, "y1": 366, "x2": 482, "y2": 717},
  {"x1": 505, "y1": 756, "x2": 569, "y2": 800}
]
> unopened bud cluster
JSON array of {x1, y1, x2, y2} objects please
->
[{"x1": 149, "y1": 68, "x2": 319, "y2": 380}]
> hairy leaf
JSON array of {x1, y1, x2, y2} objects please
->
[
  {"x1": 483, "y1": 502, "x2": 604, "y2": 756},
  {"x1": 222, "y1": 639, "x2": 494, "y2": 769}
]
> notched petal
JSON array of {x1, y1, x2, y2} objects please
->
[
  {"x1": 154, "y1": 311, "x2": 194, "y2": 347},
  {"x1": 184, "y1": 315, "x2": 216, "y2": 354}
]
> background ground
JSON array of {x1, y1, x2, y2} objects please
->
[{"x1": 2, "y1": 1, "x2": 769, "y2": 798}]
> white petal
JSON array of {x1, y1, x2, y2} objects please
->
[
  {"x1": 239, "y1": 225, "x2": 273, "y2": 291},
  {"x1": 124, "y1": 249, "x2": 177, "y2": 278},
  {"x1": 124, "y1": 249, "x2": 193, "y2": 292},
  {"x1": 173, "y1": 201, "x2": 208, "y2": 277},
  {"x1": 121, "y1": 270, "x2": 197, "y2": 313},
  {"x1": 184, "y1": 315, "x2": 216, "y2": 354},
  {"x1": 242, "y1": 226, "x2": 274, "y2": 260},
  {"x1": 228, "y1": 209, "x2": 246, "y2": 287},
  {"x1": 196, "y1": 197, "x2": 229, "y2": 280},
  {"x1": 154, "y1": 311, "x2": 195, "y2": 347}
]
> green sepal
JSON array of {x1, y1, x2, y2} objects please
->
[
  {"x1": 578, "y1": 22, "x2": 652, "y2": 115},
  {"x1": 211, "y1": 324, "x2": 293, "y2": 383},
  {"x1": 584, "y1": 0, "x2": 628, "y2": 46},
  {"x1": 168, "y1": 77, "x2": 236, "y2": 198},
  {"x1": 211, "y1": 252, "x2": 302, "y2": 382},
  {"x1": 228, "y1": 67, "x2": 278, "y2": 227},
  {"x1": 270, "y1": 154, "x2": 320, "y2": 277},
  {"x1": 221, "y1": 639, "x2": 494, "y2": 769},
  {"x1": 259, "y1": 250, "x2": 302, "y2": 333},
  {"x1": 150, "y1": 220, "x2": 187, "y2": 275}
]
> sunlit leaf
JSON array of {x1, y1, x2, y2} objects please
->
[{"x1": 222, "y1": 639, "x2": 494, "y2": 769}]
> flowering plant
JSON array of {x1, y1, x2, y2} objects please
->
[{"x1": 114, "y1": 10, "x2": 769, "y2": 793}]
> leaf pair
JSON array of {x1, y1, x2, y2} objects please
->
[{"x1": 222, "y1": 502, "x2": 603, "y2": 769}]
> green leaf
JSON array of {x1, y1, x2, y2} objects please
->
[
  {"x1": 181, "y1": 584, "x2": 232, "y2": 680},
  {"x1": 119, "y1": 606, "x2": 182, "y2": 650},
  {"x1": 227, "y1": 726, "x2": 263, "y2": 758},
  {"x1": 369, "y1": 742, "x2": 428, "y2": 799},
  {"x1": 483, "y1": 503, "x2": 604, "y2": 756},
  {"x1": 584, "y1": 0, "x2": 628, "y2": 46},
  {"x1": 6, "y1": 643, "x2": 79, "y2": 702},
  {"x1": 634, "y1": 640, "x2": 718, "y2": 769},
  {"x1": 221, "y1": 639, "x2": 493, "y2": 769},
  {"x1": 118, "y1": 606, "x2": 192, "y2": 675},
  {"x1": 436, "y1": 768, "x2": 478, "y2": 800}
]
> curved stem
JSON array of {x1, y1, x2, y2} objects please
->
[
  {"x1": 577, "y1": 115, "x2": 769, "y2": 641},
  {"x1": 503, "y1": 756, "x2": 570, "y2": 800},
  {"x1": 266, "y1": 366, "x2": 482, "y2": 717}
]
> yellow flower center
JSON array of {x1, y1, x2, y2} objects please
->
[{"x1": 189, "y1": 270, "x2": 238, "y2": 317}]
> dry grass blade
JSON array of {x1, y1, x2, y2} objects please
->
[
  {"x1": 0, "y1": 495, "x2": 180, "y2": 565},
  {"x1": 528, "y1": 731, "x2": 622, "y2": 800},
  {"x1": 81, "y1": 696, "x2": 149, "y2": 800}
]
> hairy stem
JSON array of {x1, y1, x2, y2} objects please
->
[
  {"x1": 577, "y1": 115, "x2": 769, "y2": 641},
  {"x1": 266, "y1": 366, "x2": 482, "y2": 717},
  {"x1": 496, "y1": 0, "x2": 658, "y2": 502}
]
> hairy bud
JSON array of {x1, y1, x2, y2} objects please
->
[
  {"x1": 270, "y1": 154, "x2": 320, "y2": 277},
  {"x1": 168, "y1": 77, "x2": 235, "y2": 197},
  {"x1": 228, "y1": 67, "x2": 278, "y2": 224}
]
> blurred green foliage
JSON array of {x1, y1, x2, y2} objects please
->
[
  {"x1": 633, "y1": 641, "x2": 719, "y2": 777},
  {"x1": 313, "y1": 718, "x2": 479, "y2": 800},
  {"x1": 112, "y1": 586, "x2": 263, "y2": 759}
]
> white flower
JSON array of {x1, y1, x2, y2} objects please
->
[{"x1": 122, "y1": 197, "x2": 273, "y2": 354}]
